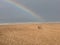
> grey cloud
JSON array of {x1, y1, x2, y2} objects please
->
[
  {"x1": 0, "y1": 0, "x2": 43, "y2": 23},
  {"x1": 0, "y1": 0, "x2": 60, "y2": 23},
  {"x1": 13, "y1": 0, "x2": 60, "y2": 21}
]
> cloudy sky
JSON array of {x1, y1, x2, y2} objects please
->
[{"x1": 0, "y1": 0, "x2": 60, "y2": 23}]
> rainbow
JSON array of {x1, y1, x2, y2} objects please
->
[{"x1": 5, "y1": 0, "x2": 44, "y2": 21}]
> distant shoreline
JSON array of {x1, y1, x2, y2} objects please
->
[{"x1": 0, "y1": 22, "x2": 60, "y2": 25}]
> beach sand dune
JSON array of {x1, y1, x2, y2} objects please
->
[{"x1": 0, "y1": 23, "x2": 60, "y2": 45}]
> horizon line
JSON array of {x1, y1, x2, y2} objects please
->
[{"x1": 0, "y1": 22, "x2": 60, "y2": 25}]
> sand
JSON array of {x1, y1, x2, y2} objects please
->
[{"x1": 0, "y1": 23, "x2": 60, "y2": 45}]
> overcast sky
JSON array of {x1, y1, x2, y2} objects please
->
[{"x1": 0, "y1": 0, "x2": 60, "y2": 23}]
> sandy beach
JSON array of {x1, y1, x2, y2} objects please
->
[{"x1": 0, "y1": 23, "x2": 60, "y2": 45}]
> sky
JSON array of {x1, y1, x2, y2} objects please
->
[{"x1": 0, "y1": 0, "x2": 60, "y2": 23}]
